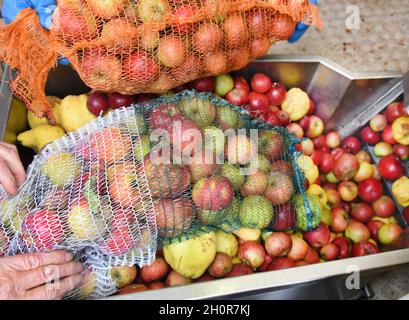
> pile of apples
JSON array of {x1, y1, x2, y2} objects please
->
[
  {"x1": 98, "y1": 73, "x2": 407, "y2": 297},
  {"x1": 56, "y1": 0, "x2": 298, "y2": 94}
]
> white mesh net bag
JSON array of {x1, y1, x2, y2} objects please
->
[{"x1": 0, "y1": 90, "x2": 318, "y2": 299}]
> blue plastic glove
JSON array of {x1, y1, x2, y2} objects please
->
[
  {"x1": 2, "y1": 0, "x2": 70, "y2": 65},
  {"x1": 288, "y1": 0, "x2": 318, "y2": 43}
]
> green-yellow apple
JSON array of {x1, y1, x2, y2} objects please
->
[
  {"x1": 68, "y1": 198, "x2": 106, "y2": 241},
  {"x1": 41, "y1": 152, "x2": 80, "y2": 187},
  {"x1": 133, "y1": 135, "x2": 151, "y2": 162},
  {"x1": 109, "y1": 265, "x2": 138, "y2": 289},
  {"x1": 220, "y1": 163, "x2": 245, "y2": 191},
  {"x1": 202, "y1": 126, "x2": 225, "y2": 156},
  {"x1": 178, "y1": 96, "x2": 216, "y2": 128},
  {"x1": 216, "y1": 106, "x2": 246, "y2": 130}
]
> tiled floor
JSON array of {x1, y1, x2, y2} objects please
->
[{"x1": 270, "y1": 0, "x2": 409, "y2": 73}]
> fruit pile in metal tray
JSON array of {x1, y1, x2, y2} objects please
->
[{"x1": 3, "y1": 70, "x2": 408, "y2": 298}]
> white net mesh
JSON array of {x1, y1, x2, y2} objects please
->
[{"x1": 0, "y1": 90, "x2": 318, "y2": 299}]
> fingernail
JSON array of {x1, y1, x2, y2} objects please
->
[{"x1": 65, "y1": 252, "x2": 73, "y2": 262}]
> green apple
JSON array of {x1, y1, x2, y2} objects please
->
[
  {"x1": 178, "y1": 97, "x2": 216, "y2": 127},
  {"x1": 133, "y1": 111, "x2": 148, "y2": 135},
  {"x1": 68, "y1": 198, "x2": 106, "y2": 241},
  {"x1": 216, "y1": 106, "x2": 246, "y2": 130},
  {"x1": 41, "y1": 152, "x2": 80, "y2": 187},
  {"x1": 220, "y1": 163, "x2": 245, "y2": 191},
  {"x1": 248, "y1": 154, "x2": 271, "y2": 174},
  {"x1": 137, "y1": 0, "x2": 169, "y2": 23},
  {"x1": 109, "y1": 266, "x2": 138, "y2": 289},
  {"x1": 197, "y1": 208, "x2": 229, "y2": 225},
  {"x1": 133, "y1": 135, "x2": 151, "y2": 161},
  {"x1": 321, "y1": 206, "x2": 333, "y2": 226},
  {"x1": 203, "y1": 126, "x2": 225, "y2": 156},
  {"x1": 215, "y1": 74, "x2": 234, "y2": 97},
  {"x1": 239, "y1": 195, "x2": 273, "y2": 229}
]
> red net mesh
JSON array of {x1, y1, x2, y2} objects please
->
[{"x1": 0, "y1": 0, "x2": 321, "y2": 122}]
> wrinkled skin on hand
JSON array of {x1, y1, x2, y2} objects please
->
[{"x1": 0, "y1": 250, "x2": 83, "y2": 300}]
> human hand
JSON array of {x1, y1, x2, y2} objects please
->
[
  {"x1": 288, "y1": 0, "x2": 318, "y2": 43},
  {"x1": 0, "y1": 250, "x2": 83, "y2": 300},
  {"x1": 0, "y1": 142, "x2": 26, "y2": 196}
]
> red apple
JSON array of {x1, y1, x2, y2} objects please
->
[
  {"x1": 310, "y1": 150, "x2": 323, "y2": 166},
  {"x1": 118, "y1": 284, "x2": 149, "y2": 295},
  {"x1": 351, "y1": 202, "x2": 374, "y2": 224},
  {"x1": 247, "y1": 9, "x2": 271, "y2": 36},
  {"x1": 266, "y1": 82, "x2": 287, "y2": 106},
  {"x1": 378, "y1": 224, "x2": 403, "y2": 245},
  {"x1": 80, "y1": 55, "x2": 122, "y2": 89},
  {"x1": 345, "y1": 220, "x2": 370, "y2": 244},
  {"x1": 195, "y1": 273, "x2": 215, "y2": 283},
  {"x1": 326, "y1": 132, "x2": 341, "y2": 149},
  {"x1": 385, "y1": 102, "x2": 407, "y2": 123},
  {"x1": 367, "y1": 220, "x2": 384, "y2": 242},
  {"x1": 108, "y1": 93, "x2": 134, "y2": 109},
  {"x1": 372, "y1": 195, "x2": 396, "y2": 218},
  {"x1": 226, "y1": 264, "x2": 254, "y2": 277},
  {"x1": 306, "y1": 116, "x2": 324, "y2": 139},
  {"x1": 149, "y1": 282, "x2": 166, "y2": 290},
  {"x1": 358, "y1": 179, "x2": 383, "y2": 202},
  {"x1": 330, "y1": 207, "x2": 349, "y2": 233},
  {"x1": 332, "y1": 237, "x2": 351, "y2": 259},
  {"x1": 298, "y1": 116, "x2": 310, "y2": 131},
  {"x1": 393, "y1": 144, "x2": 409, "y2": 160},
  {"x1": 320, "y1": 243, "x2": 339, "y2": 261},
  {"x1": 234, "y1": 76, "x2": 250, "y2": 93},
  {"x1": 223, "y1": 14, "x2": 249, "y2": 47},
  {"x1": 370, "y1": 114, "x2": 388, "y2": 132},
  {"x1": 264, "y1": 232, "x2": 293, "y2": 257},
  {"x1": 21, "y1": 210, "x2": 65, "y2": 251},
  {"x1": 382, "y1": 125, "x2": 397, "y2": 144},
  {"x1": 268, "y1": 13, "x2": 297, "y2": 40},
  {"x1": 172, "y1": 4, "x2": 197, "y2": 35},
  {"x1": 208, "y1": 253, "x2": 233, "y2": 278},
  {"x1": 331, "y1": 148, "x2": 346, "y2": 161},
  {"x1": 304, "y1": 247, "x2": 320, "y2": 264},
  {"x1": 192, "y1": 23, "x2": 223, "y2": 54},
  {"x1": 333, "y1": 153, "x2": 360, "y2": 181},
  {"x1": 341, "y1": 136, "x2": 361, "y2": 154},
  {"x1": 259, "y1": 255, "x2": 274, "y2": 272},
  {"x1": 192, "y1": 77, "x2": 215, "y2": 93},
  {"x1": 225, "y1": 88, "x2": 249, "y2": 106},
  {"x1": 304, "y1": 222, "x2": 331, "y2": 248},
  {"x1": 308, "y1": 98, "x2": 316, "y2": 115},
  {"x1": 313, "y1": 135, "x2": 327, "y2": 150},
  {"x1": 352, "y1": 240, "x2": 380, "y2": 257},
  {"x1": 361, "y1": 126, "x2": 380, "y2": 145},
  {"x1": 319, "y1": 152, "x2": 335, "y2": 174},
  {"x1": 277, "y1": 110, "x2": 290, "y2": 126},
  {"x1": 140, "y1": 258, "x2": 170, "y2": 283},
  {"x1": 249, "y1": 37, "x2": 271, "y2": 59},
  {"x1": 124, "y1": 52, "x2": 160, "y2": 85},
  {"x1": 238, "y1": 241, "x2": 266, "y2": 269},
  {"x1": 270, "y1": 203, "x2": 296, "y2": 231},
  {"x1": 87, "y1": 92, "x2": 109, "y2": 116},
  {"x1": 286, "y1": 123, "x2": 304, "y2": 138},
  {"x1": 251, "y1": 73, "x2": 272, "y2": 94},
  {"x1": 173, "y1": 54, "x2": 201, "y2": 82},
  {"x1": 259, "y1": 111, "x2": 281, "y2": 126},
  {"x1": 267, "y1": 257, "x2": 296, "y2": 271},
  {"x1": 248, "y1": 92, "x2": 269, "y2": 112},
  {"x1": 378, "y1": 154, "x2": 404, "y2": 180},
  {"x1": 405, "y1": 207, "x2": 409, "y2": 225}
]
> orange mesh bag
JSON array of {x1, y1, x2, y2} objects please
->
[{"x1": 0, "y1": 0, "x2": 321, "y2": 123}]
